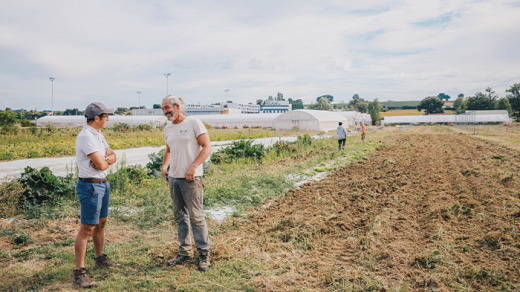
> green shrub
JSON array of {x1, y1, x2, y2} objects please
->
[
  {"x1": 1, "y1": 125, "x2": 18, "y2": 135},
  {"x1": 146, "y1": 149, "x2": 165, "y2": 176},
  {"x1": 269, "y1": 141, "x2": 298, "y2": 155},
  {"x1": 108, "y1": 165, "x2": 150, "y2": 191},
  {"x1": 18, "y1": 166, "x2": 75, "y2": 206},
  {"x1": 0, "y1": 110, "x2": 17, "y2": 126},
  {"x1": 112, "y1": 123, "x2": 130, "y2": 131},
  {"x1": 29, "y1": 126, "x2": 38, "y2": 135},
  {"x1": 12, "y1": 233, "x2": 33, "y2": 246},
  {"x1": 45, "y1": 123, "x2": 56, "y2": 133},
  {"x1": 136, "y1": 124, "x2": 152, "y2": 131},
  {"x1": 210, "y1": 140, "x2": 265, "y2": 164},
  {"x1": 0, "y1": 179, "x2": 25, "y2": 217},
  {"x1": 20, "y1": 119, "x2": 36, "y2": 127},
  {"x1": 297, "y1": 133, "x2": 312, "y2": 146}
]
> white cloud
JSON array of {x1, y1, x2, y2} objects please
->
[{"x1": 0, "y1": 0, "x2": 519, "y2": 110}]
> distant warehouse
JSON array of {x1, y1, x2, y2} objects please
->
[{"x1": 36, "y1": 115, "x2": 167, "y2": 128}]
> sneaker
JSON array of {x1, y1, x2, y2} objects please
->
[
  {"x1": 73, "y1": 268, "x2": 98, "y2": 288},
  {"x1": 166, "y1": 254, "x2": 192, "y2": 266},
  {"x1": 95, "y1": 254, "x2": 121, "y2": 268},
  {"x1": 198, "y1": 253, "x2": 210, "y2": 272}
]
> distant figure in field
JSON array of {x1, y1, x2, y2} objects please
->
[
  {"x1": 360, "y1": 122, "x2": 366, "y2": 142},
  {"x1": 74, "y1": 102, "x2": 121, "y2": 288},
  {"x1": 161, "y1": 95, "x2": 213, "y2": 272},
  {"x1": 336, "y1": 122, "x2": 347, "y2": 150}
]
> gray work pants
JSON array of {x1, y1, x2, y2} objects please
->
[{"x1": 168, "y1": 176, "x2": 210, "y2": 256}]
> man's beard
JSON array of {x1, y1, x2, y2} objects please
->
[{"x1": 165, "y1": 111, "x2": 177, "y2": 121}]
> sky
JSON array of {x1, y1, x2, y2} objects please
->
[{"x1": 1, "y1": 0, "x2": 520, "y2": 111}]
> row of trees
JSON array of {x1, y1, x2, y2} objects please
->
[
  {"x1": 308, "y1": 95, "x2": 382, "y2": 125},
  {"x1": 418, "y1": 83, "x2": 520, "y2": 116},
  {"x1": 0, "y1": 108, "x2": 48, "y2": 126}
]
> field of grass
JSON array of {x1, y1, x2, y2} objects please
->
[
  {"x1": 380, "y1": 100, "x2": 420, "y2": 109},
  {"x1": 2, "y1": 125, "x2": 519, "y2": 290},
  {"x1": 381, "y1": 109, "x2": 426, "y2": 117},
  {"x1": 0, "y1": 128, "x2": 392, "y2": 290},
  {"x1": 0, "y1": 125, "x2": 318, "y2": 161},
  {"x1": 381, "y1": 109, "x2": 457, "y2": 117}
]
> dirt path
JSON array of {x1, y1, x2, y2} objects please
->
[{"x1": 215, "y1": 132, "x2": 520, "y2": 291}]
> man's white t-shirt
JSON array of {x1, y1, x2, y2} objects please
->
[
  {"x1": 76, "y1": 125, "x2": 109, "y2": 178},
  {"x1": 163, "y1": 116, "x2": 208, "y2": 178}
]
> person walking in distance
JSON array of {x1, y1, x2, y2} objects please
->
[
  {"x1": 161, "y1": 95, "x2": 213, "y2": 272},
  {"x1": 360, "y1": 122, "x2": 366, "y2": 143},
  {"x1": 74, "y1": 102, "x2": 121, "y2": 288},
  {"x1": 336, "y1": 122, "x2": 347, "y2": 150}
]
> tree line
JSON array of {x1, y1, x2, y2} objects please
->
[
  {"x1": 307, "y1": 94, "x2": 382, "y2": 125},
  {"x1": 418, "y1": 83, "x2": 519, "y2": 116}
]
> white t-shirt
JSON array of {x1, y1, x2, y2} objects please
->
[
  {"x1": 75, "y1": 125, "x2": 109, "y2": 178},
  {"x1": 163, "y1": 116, "x2": 208, "y2": 178}
]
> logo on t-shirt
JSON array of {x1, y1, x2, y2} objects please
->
[{"x1": 179, "y1": 130, "x2": 188, "y2": 134}]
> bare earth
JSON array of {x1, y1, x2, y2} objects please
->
[
  {"x1": 213, "y1": 130, "x2": 520, "y2": 290},
  {"x1": 2, "y1": 128, "x2": 519, "y2": 291}
]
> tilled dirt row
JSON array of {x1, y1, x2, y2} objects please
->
[{"x1": 215, "y1": 132, "x2": 520, "y2": 291}]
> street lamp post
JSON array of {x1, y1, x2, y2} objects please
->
[
  {"x1": 49, "y1": 77, "x2": 55, "y2": 115},
  {"x1": 224, "y1": 88, "x2": 230, "y2": 101},
  {"x1": 137, "y1": 91, "x2": 142, "y2": 108},
  {"x1": 164, "y1": 73, "x2": 171, "y2": 95}
]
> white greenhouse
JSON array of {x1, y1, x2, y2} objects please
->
[
  {"x1": 337, "y1": 111, "x2": 372, "y2": 127},
  {"x1": 36, "y1": 115, "x2": 168, "y2": 128},
  {"x1": 197, "y1": 113, "x2": 281, "y2": 129},
  {"x1": 273, "y1": 110, "x2": 351, "y2": 131},
  {"x1": 381, "y1": 110, "x2": 512, "y2": 126}
]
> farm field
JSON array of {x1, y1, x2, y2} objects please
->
[
  {"x1": 1, "y1": 125, "x2": 519, "y2": 290},
  {"x1": 0, "y1": 126, "x2": 317, "y2": 161},
  {"x1": 381, "y1": 109, "x2": 456, "y2": 117},
  {"x1": 381, "y1": 109, "x2": 426, "y2": 117}
]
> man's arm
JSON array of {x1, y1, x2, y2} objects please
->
[
  {"x1": 185, "y1": 133, "x2": 212, "y2": 182},
  {"x1": 88, "y1": 150, "x2": 116, "y2": 171},
  {"x1": 161, "y1": 144, "x2": 171, "y2": 182}
]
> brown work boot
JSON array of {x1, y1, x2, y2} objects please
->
[
  {"x1": 166, "y1": 254, "x2": 192, "y2": 266},
  {"x1": 198, "y1": 253, "x2": 210, "y2": 272},
  {"x1": 95, "y1": 254, "x2": 121, "y2": 268},
  {"x1": 73, "y1": 268, "x2": 97, "y2": 288}
]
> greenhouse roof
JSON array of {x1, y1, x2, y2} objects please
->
[
  {"x1": 197, "y1": 113, "x2": 281, "y2": 122},
  {"x1": 275, "y1": 110, "x2": 348, "y2": 122}
]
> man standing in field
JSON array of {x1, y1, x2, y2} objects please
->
[
  {"x1": 336, "y1": 122, "x2": 347, "y2": 150},
  {"x1": 74, "y1": 102, "x2": 121, "y2": 288},
  {"x1": 360, "y1": 122, "x2": 366, "y2": 143},
  {"x1": 161, "y1": 95, "x2": 212, "y2": 272}
]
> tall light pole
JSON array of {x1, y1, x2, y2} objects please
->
[
  {"x1": 137, "y1": 91, "x2": 142, "y2": 108},
  {"x1": 224, "y1": 88, "x2": 230, "y2": 101},
  {"x1": 49, "y1": 77, "x2": 55, "y2": 115},
  {"x1": 164, "y1": 73, "x2": 171, "y2": 95}
]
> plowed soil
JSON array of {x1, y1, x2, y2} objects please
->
[{"x1": 214, "y1": 131, "x2": 520, "y2": 291}]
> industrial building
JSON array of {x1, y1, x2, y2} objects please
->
[
  {"x1": 36, "y1": 115, "x2": 167, "y2": 128},
  {"x1": 132, "y1": 103, "x2": 261, "y2": 116}
]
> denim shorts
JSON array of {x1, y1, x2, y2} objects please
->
[{"x1": 76, "y1": 179, "x2": 110, "y2": 225}]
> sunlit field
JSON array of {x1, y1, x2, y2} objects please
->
[
  {"x1": 0, "y1": 125, "x2": 319, "y2": 161},
  {"x1": 381, "y1": 109, "x2": 456, "y2": 117},
  {"x1": 1, "y1": 125, "x2": 519, "y2": 290}
]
